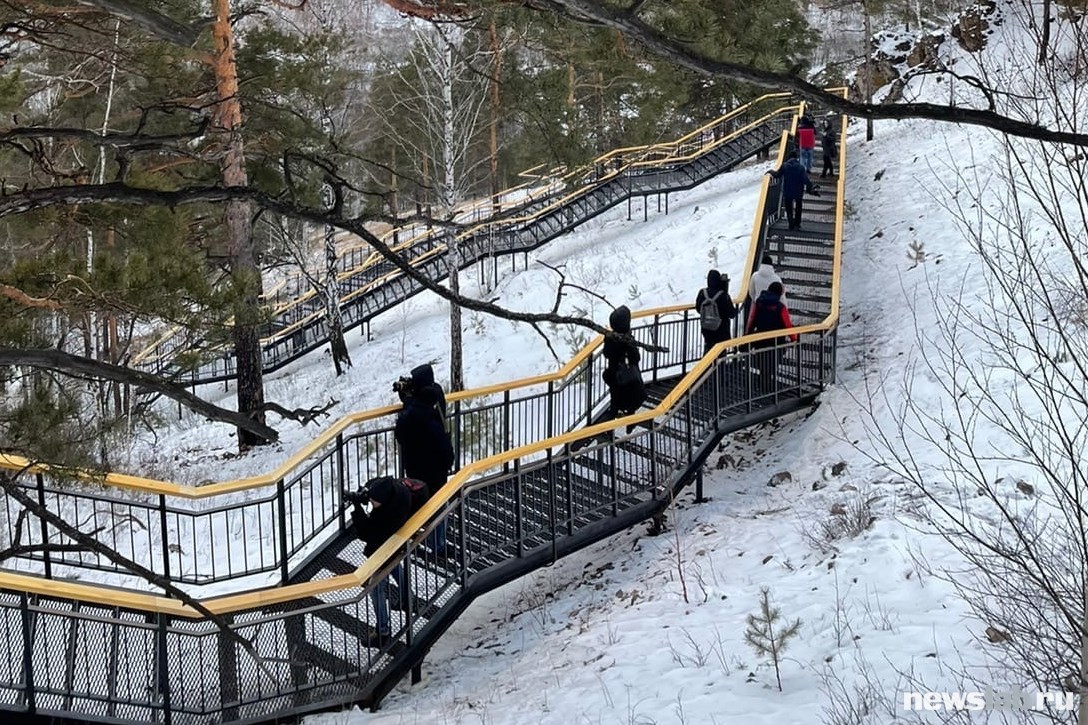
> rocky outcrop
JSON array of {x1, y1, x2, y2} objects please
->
[
  {"x1": 907, "y1": 31, "x2": 945, "y2": 68},
  {"x1": 951, "y1": 0, "x2": 998, "y2": 52},
  {"x1": 848, "y1": 29, "x2": 946, "y2": 104}
]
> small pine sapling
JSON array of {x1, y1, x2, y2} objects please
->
[
  {"x1": 906, "y1": 240, "x2": 926, "y2": 268},
  {"x1": 744, "y1": 587, "x2": 802, "y2": 691}
]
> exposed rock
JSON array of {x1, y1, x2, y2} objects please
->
[
  {"x1": 830, "y1": 502, "x2": 847, "y2": 516},
  {"x1": 907, "y1": 32, "x2": 945, "y2": 68},
  {"x1": 985, "y1": 625, "x2": 1011, "y2": 644},
  {"x1": 767, "y1": 471, "x2": 792, "y2": 488},
  {"x1": 830, "y1": 461, "x2": 848, "y2": 477},
  {"x1": 1016, "y1": 480, "x2": 1035, "y2": 496},
  {"x1": 952, "y1": 1, "x2": 997, "y2": 52}
]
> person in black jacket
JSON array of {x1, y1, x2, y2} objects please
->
[
  {"x1": 395, "y1": 363, "x2": 455, "y2": 554},
  {"x1": 350, "y1": 475, "x2": 427, "y2": 647},
  {"x1": 767, "y1": 150, "x2": 820, "y2": 230},
  {"x1": 602, "y1": 305, "x2": 645, "y2": 420},
  {"x1": 821, "y1": 121, "x2": 839, "y2": 179},
  {"x1": 695, "y1": 269, "x2": 738, "y2": 354}
]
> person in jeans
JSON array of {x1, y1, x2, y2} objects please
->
[
  {"x1": 767, "y1": 151, "x2": 820, "y2": 231},
  {"x1": 350, "y1": 476, "x2": 427, "y2": 647},
  {"x1": 797, "y1": 114, "x2": 816, "y2": 172}
]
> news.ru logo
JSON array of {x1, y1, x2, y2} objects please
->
[{"x1": 902, "y1": 689, "x2": 1077, "y2": 712}]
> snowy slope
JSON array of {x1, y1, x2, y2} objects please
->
[{"x1": 297, "y1": 116, "x2": 996, "y2": 725}]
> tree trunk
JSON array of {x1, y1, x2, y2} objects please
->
[
  {"x1": 864, "y1": 1, "x2": 874, "y2": 142},
  {"x1": 1038, "y1": 0, "x2": 1052, "y2": 66},
  {"x1": 442, "y1": 40, "x2": 464, "y2": 392},
  {"x1": 323, "y1": 203, "x2": 351, "y2": 375},
  {"x1": 488, "y1": 19, "x2": 502, "y2": 214},
  {"x1": 211, "y1": 0, "x2": 266, "y2": 450}
]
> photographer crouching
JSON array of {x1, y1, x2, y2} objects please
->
[{"x1": 346, "y1": 475, "x2": 429, "y2": 648}]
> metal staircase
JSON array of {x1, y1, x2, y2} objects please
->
[
  {"x1": 135, "y1": 98, "x2": 792, "y2": 386},
  {"x1": 0, "y1": 98, "x2": 848, "y2": 725}
]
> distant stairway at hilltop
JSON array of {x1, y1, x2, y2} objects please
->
[{"x1": 135, "y1": 94, "x2": 796, "y2": 386}]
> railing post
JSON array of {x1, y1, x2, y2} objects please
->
[
  {"x1": 584, "y1": 364, "x2": 594, "y2": 428},
  {"x1": 681, "y1": 312, "x2": 690, "y2": 374},
  {"x1": 34, "y1": 473, "x2": 51, "y2": 578},
  {"x1": 546, "y1": 381, "x2": 555, "y2": 440},
  {"x1": 19, "y1": 593, "x2": 35, "y2": 715},
  {"x1": 685, "y1": 397, "x2": 694, "y2": 467},
  {"x1": 336, "y1": 433, "x2": 347, "y2": 533},
  {"x1": 157, "y1": 495, "x2": 171, "y2": 585},
  {"x1": 514, "y1": 459, "x2": 524, "y2": 558},
  {"x1": 503, "y1": 389, "x2": 512, "y2": 463},
  {"x1": 547, "y1": 451, "x2": 558, "y2": 565},
  {"x1": 453, "y1": 398, "x2": 463, "y2": 472},
  {"x1": 154, "y1": 614, "x2": 172, "y2": 725},
  {"x1": 458, "y1": 486, "x2": 470, "y2": 588},
  {"x1": 276, "y1": 478, "x2": 290, "y2": 584}
]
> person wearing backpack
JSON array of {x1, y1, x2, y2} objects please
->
[
  {"x1": 745, "y1": 282, "x2": 798, "y2": 392},
  {"x1": 347, "y1": 475, "x2": 430, "y2": 647},
  {"x1": 602, "y1": 305, "x2": 646, "y2": 420},
  {"x1": 695, "y1": 269, "x2": 738, "y2": 354},
  {"x1": 395, "y1": 364, "x2": 455, "y2": 556}
]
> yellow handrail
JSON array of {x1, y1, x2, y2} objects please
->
[{"x1": 0, "y1": 90, "x2": 847, "y2": 615}]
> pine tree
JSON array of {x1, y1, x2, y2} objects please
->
[{"x1": 744, "y1": 587, "x2": 802, "y2": 691}]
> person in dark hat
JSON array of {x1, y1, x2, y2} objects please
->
[
  {"x1": 767, "y1": 150, "x2": 820, "y2": 231},
  {"x1": 395, "y1": 363, "x2": 454, "y2": 554},
  {"x1": 602, "y1": 305, "x2": 646, "y2": 419},
  {"x1": 350, "y1": 475, "x2": 428, "y2": 647},
  {"x1": 695, "y1": 269, "x2": 738, "y2": 353}
]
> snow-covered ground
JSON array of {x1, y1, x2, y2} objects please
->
[{"x1": 289, "y1": 6, "x2": 1085, "y2": 725}]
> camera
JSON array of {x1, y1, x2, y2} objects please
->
[
  {"x1": 343, "y1": 487, "x2": 371, "y2": 508},
  {"x1": 393, "y1": 375, "x2": 414, "y2": 402}
]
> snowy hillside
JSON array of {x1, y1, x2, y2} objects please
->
[{"x1": 295, "y1": 115, "x2": 997, "y2": 725}]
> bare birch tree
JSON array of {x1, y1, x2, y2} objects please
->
[{"x1": 376, "y1": 20, "x2": 492, "y2": 391}]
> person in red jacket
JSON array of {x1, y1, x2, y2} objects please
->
[
  {"x1": 745, "y1": 282, "x2": 797, "y2": 392},
  {"x1": 797, "y1": 114, "x2": 816, "y2": 173}
]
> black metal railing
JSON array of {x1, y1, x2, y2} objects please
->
[{"x1": 0, "y1": 308, "x2": 708, "y2": 592}]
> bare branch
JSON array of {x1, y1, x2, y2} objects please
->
[
  {"x1": 258, "y1": 398, "x2": 338, "y2": 426},
  {"x1": 0, "y1": 347, "x2": 281, "y2": 443},
  {"x1": 517, "y1": 0, "x2": 1088, "y2": 146}
]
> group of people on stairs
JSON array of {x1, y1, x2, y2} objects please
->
[{"x1": 348, "y1": 114, "x2": 832, "y2": 648}]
